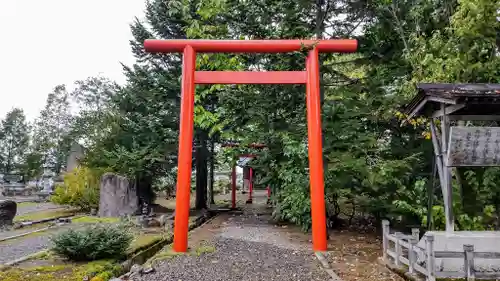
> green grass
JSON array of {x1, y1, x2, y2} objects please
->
[
  {"x1": 17, "y1": 202, "x2": 39, "y2": 207},
  {"x1": 195, "y1": 244, "x2": 216, "y2": 256},
  {"x1": 0, "y1": 259, "x2": 122, "y2": 281},
  {"x1": 127, "y1": 233, "x2": 167, "y2": 255},
  {"x1": 14, "y1": 209, "x2": 77, "y2": 222},
  {"x1": 146, "y1": 245, "x2": 184, "y2": 265},
  {"x1": 72, "y1": 216, "x2": 120, "y2": 224},
  {"x1": 155, "y1": 194, "x2": 199, "y2": 210}
]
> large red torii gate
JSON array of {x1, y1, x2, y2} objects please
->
[{"x1": 144, "y1": 39, "x2": 357, "y2": 252}]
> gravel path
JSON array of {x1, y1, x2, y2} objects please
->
[
  {"x1": 0, "y1": 226, "x2": 71, "y2": 264},
  {"x1": 145, "y1": 237, "x2": 329, "y2": 281},
  {"x1": 137, "y1": 191, "x2": 331, "y2": 281}
]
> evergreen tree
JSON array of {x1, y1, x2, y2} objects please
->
[
  {"x1": 0, "y1": 108, "x2": 30, "y2": 175},
  {"x1": 84, "y1": 0, "x2": 196, "y2": 207},
  {"x1": 33, "y1": 85, "x2": 73, "y2": 175}
]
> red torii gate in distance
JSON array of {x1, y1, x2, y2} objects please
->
[
  {"x1": 144, "y1": 39, "x2": 358, "y2": 253},
  {"x1": 220, "y1": 142, "x2": 267, "y2": 207}
]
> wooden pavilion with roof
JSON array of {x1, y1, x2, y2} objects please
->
[
  {"x1": 405, "y1": 83, "x2": 500, "y2": 234},
  {"x1": 400, "y1": 83, "x2": 500, "y2": 277}
]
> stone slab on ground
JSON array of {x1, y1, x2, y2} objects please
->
[{"x1": 0, "y1": 225, "x2": 51, "y2": 241}]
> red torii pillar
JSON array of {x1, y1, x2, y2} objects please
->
[
  {"x1": 247, "y1": 167, "x2": 253, "y2": 204},
  {"x1": 144, "y1": 39, "x2": 357, "y2": 252},
  {"x1": 231, "y1": 164, "x2": 236, "y2": 209}
]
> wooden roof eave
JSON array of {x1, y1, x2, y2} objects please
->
[{"x1": 405, "y1": 92, "x2": 459, "y2": 121}]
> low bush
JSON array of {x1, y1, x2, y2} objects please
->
[
  {"x1": 51, "y1": 167, "x2": 103, "y2": 211},
  {"x1": 50, "y1": 224, "x2": 133, "y2": 261},
  {"x1": 214, "y1": 179, "x2": 230, "y2": 194}
]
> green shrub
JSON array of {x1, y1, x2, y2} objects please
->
[
  {"x1": 50, "y1": 224, "x2": 133, "y2": 261},
  {"x1": 272, "y1": 184, "x2": 312, "y2": 231},
  {"x1": 51, "y1": 167, "x2": 102, "y2": 211},
  {"x1": 214, "y1": 179, "x2": 230, "y2": 194}
]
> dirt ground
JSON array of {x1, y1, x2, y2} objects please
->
[{"x1": 325, "y1": 230, "x2": 403, "y2": 281}]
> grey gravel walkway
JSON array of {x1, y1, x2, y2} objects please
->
[
  {"x1": 0, "y1": 225, "x2": 71, "y2": 264},
  {"x1": 137, "y1": 191, "x2": 330, "y2": 281}
]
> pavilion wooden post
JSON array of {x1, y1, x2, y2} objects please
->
[
  {"x1": 144, "y1": 39, "x2": 357, "y2": 252},
  {"x1": 429, "y1": 104, "x2": 454, "y2": 233},
  {"x1": 440, "y1": 104, "x2": 454, "y2": 233}
]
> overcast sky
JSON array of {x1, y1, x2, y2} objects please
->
[{"x1": 0, "y1": 0, "x2": 146, "y2": 121}]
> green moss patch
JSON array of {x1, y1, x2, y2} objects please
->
[
  {"x1": 195, "y1": 244, "x2": 216, "y2": 256},
  {"x1": 14, "y1": 209, "x2": 77, "y2": 222},
  {"x1": 146, "y1": 245, "x2": 185, "y2": 265},
  {"x1": 72, "y1": 216, "x2": 120, "y2": 224},
  {"x1": 3, "y1": 212, "x2": 212, "y2": 281},
  {"x1": 17, "y1": 202, "x2": 39, "y2": 207},
  {"x1": 155, "y1": 195, "x2": 196, "y2": 210},
  {"x1": 127, "y1": 233, "x2": 167, "y2": 255},
  {"x1": 0, "y1": 260, "x2": 122, "y2": 281},
  {"x1": 147, "y1": 239, "x2": 216, "y2": 266}
]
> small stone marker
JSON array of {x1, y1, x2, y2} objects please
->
[{"x1": 158, "y1": 214, "x2": 168, "y2": 227}]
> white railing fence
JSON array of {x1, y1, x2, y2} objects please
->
[{"x1": 382, "y1": 220, "x2": 500, "y2": 281}]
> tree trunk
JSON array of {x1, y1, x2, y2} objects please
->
[
  {"x1": 136, "y1": 173, "x2": 155, "y2": 215},
  {"x1": 195, "y1": 131, "x2": 208, "y2": 210},
  {"x1": 209, "y1": 138, "x2": 215, "y2": 204}
]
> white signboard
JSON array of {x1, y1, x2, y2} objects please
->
[
  {"x1": 237, "y1": 156, "x2": 253, "y2": 167},
  {"x1": 447, "y1": 127, "x2": 500, "y2": 167}
]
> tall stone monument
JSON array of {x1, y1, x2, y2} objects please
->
[
  {"x1": 66, "y1": 142, "x2": 85, "y2": 172},
  {"x1": 98, "y1": 173, "x2": 139, "y2": 217}
]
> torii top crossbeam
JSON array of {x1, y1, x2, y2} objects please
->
[{"x1": 144, "y1": 39, "x2": 357, "y2": 53}]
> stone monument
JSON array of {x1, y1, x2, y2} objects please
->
[
  {"x1": 98, "y1": 173, "x2": 139, "y2": 217},
  {"x1": 66, "y1": 142, "x2": 85, "y2": 172}
]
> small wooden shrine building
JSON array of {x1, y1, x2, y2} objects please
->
[{"x1": 405, "y1": 83, "x2": 500, "y2": 233}]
